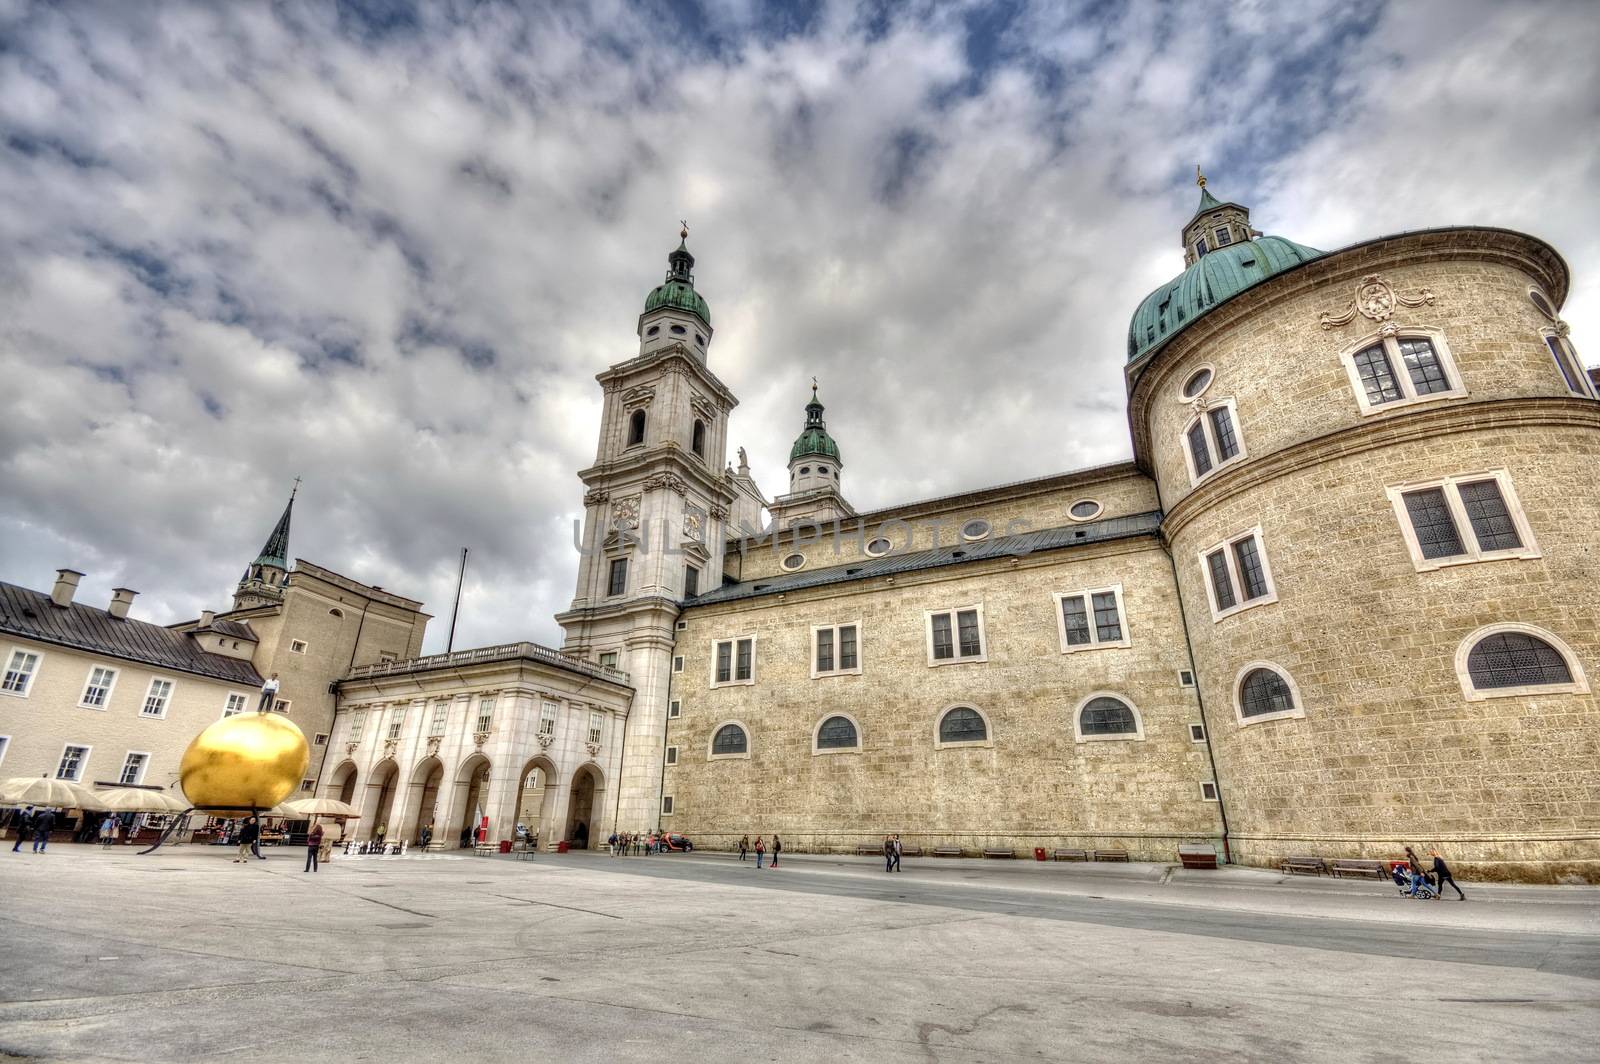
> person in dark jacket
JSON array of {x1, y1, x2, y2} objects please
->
[
  {"x1": 739, "y1": 835, "x2": 749, "y2": 862},
  {"x1": 32, "y1": 808, "x2": 56, "y2": 852},
  {"x1": 305, "y1": 823, "x2": 324, "y2": 873},
  {"x1": 235, "y1": 817, "x2": 259, "y2": 863},
  {"x1": 1429, "y1": 851, "x2": 1465, "y2": 900},
  {"x1": 771, "y1": 834, "x2": 782, "y2": 867},
  {"x1": 11, "y1": 807, "x2": 33, "y2": 853}
]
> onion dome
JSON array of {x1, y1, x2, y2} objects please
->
[
  {"x1": 789, "y1": 385, "x2": 841, "y2": 463},
  {"x1": 644, "y1": 227, "x2": 711, "y2": 327}
]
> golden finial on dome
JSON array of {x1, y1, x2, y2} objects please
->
[
  {"x1": 680, "y1": 219, "x2": 689, "y2": 241},
  {"x1": 1195, "y1": 165, "x2": 1206, "y2": 189}
]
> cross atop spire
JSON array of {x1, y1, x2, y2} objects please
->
[{"x1": 1195, "y1": 164, "x2": 1206, "y2": 189}]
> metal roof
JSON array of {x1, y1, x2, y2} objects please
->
[
  {"x1": 0, "y1": 581, "x2": 263, "y2": 685},
  {"x1": 691, "y1": 511, "x2": 1163, "y2": 607}
]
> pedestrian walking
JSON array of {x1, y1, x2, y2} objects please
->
[
  {"x1": 890, "y1": 834, "x2": 902, "y2": 873},
  {"x1": 257, "y1": 672, "x2": 281, "y2": 712},
  {"x1": 235, "y1": 816, "x2": 258, "y2": 863},
  {"x1": 883, "y1": 835, "x2": 894, "y2": 873},
  {"x1": 772, "y1": 834, "x2": 782, "y2": 868},
  {"x1": 419, "y1": 824, "x2": 432, "y2": 849},
  {"x1": 249, "y1": 815, "x2": 266, "y2": 860},
  {"x1": 99, "y1": 814, "x2": 116, "y2": 848},
  {"x1": 1429, "y1": 851, "x2": 1465, "y2": 900},
  {"x1": 32, "y1": 808, "x2": 56, "y2": 852},
  {"x1": 739, "y1": 835, "x2": 749, "y2": 862},
  {"x1": 305, "y1": 823, "x2": 323, "y2": 872},
  {"x1": 754, "y1": 836, "x2": 765, "y2": 869},
  {"x1": 10, "y1": 807, "x2": 33, "y2": 852}
]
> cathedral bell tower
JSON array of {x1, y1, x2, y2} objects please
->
[
  {"x1": 768, "y1": 384, "x2": 855, "y2": 530},
  {"x1": 556, "y1": 227, "x2": 741, "y2": 832},
  {"x1": 233, "y1": 485, "x2": 296, "y2": 611}
]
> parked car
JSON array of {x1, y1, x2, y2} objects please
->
[{"x1": 661, "y1": 833, "x2": 693, "y2": 852}]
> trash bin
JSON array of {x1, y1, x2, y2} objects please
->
[
  {"x1": 557, "y1": 840, "x2": 570, "y2": 854},
  {"x1": 1034, "y1": 847, "x2": 1047, "y2": 861},
  {"x1": 498, "y1": 839, "x2": 512, "y2": 854}
]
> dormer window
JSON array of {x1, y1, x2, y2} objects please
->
[
  {"x1": 1213, "y1": 226, "x2": 1233, "y2": 247},
  {"x1": 627, "y1": 409, "x2": 646, "y2": 447}
]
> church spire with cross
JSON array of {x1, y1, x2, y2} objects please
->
[
  {"x1": 233, "y1": 481, "x2": 299, "y2": 610},
  {"x1": 638, "y1": 222, "x2": 713, "y2": 361}
]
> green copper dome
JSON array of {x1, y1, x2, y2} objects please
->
[
  {"x1": 644, "y1": 236, "x2": 711, "y2": 328},
  {"x1": 1128, "y1": 233, "x2": 1323, "y2": 363},
  {"x1": 790, "y1": 389, "x2": 841, "y2": 463}
]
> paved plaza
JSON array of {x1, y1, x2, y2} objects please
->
[{"x1": 0, "y1": 845, "x2": 1596, "y2": 1063}]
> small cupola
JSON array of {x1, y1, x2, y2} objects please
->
[
  {"x1": 638, "y1": 224, "x2": 713, "y2": 360},
  {"x1": 1182, "y1": 168, "x2": 1255, "y2": 266},
  {"x1": 787, "y1": 383, "x2": 843, "y2": 495}
]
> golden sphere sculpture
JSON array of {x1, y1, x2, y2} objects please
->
[{"x1": 179, "y1": 711, "x2": 310, "y2": 815}]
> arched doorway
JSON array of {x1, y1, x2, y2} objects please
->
[
  {"x1": 516, "y1": 757, "x2": 558, "y2": 847},
  {"x1": 456, "y1": 754, "x2": 491, "y2": 847},
  {"x1": 405, "y1": 757, "x2": 444, "y2": 845},
  {"x1": 564, "y1": 764, "x2": 603, "y2": 849},
  {"x1": 328, "y1": 761, "x2": 358, "y2": 804},
  {"x1": 363, "y1": 759, "x2": 399, "y2": 840}
]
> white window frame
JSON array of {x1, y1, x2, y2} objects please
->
[
  {"x1": 140, "y1": 677, "x2": 175, "y2": 719},
  {"x1": 313, "y1": 732, "x2": 328, "y2": 746},
  {"x1": 1198, "y1": 525, "x2": 1278, "y2": 622},
  {"x1": 0, "y1": 735, "x2": 9, "y2": 767},
  {"x1": 1178, "y1": 669, "x2": 1196, "y2": 688},
  {"x1": 664, "y1": 745, "x2": 679, "y2": 766},
  {"x1": 386, "y1": 706, "x2": 406, "y2": 740},
  {"x1": 1180, "y1": 397, "x2": 1247, "y2": 485},
  {"x1": 348, "y1": 710, "x2": 366, "y2": 742},
  {"x1": 673, "y1": 655, "x2": 684, "y2": 672},
  {"x1": 538, "y1": 701, "x2": 558, "y2": 737},
  {"x1": 933, "y1": 703, "x2": 993, "y2": 750},
  {"x1": 1385, "y1": 469, "x2": 1541, "y2": 572},
  {"x1": 586, "y1": 710, "x2": 603, "y2": 746},
  {"x1": 289, "y1": 639, "x2": 309, "y2": 654},
  {"x1": 1175, "y1": 363, "x2": 1216, "y2": 404},
  {"x1": 1052, "y1": 584, "x2": 1131, "y2": 654},
  {"x1": 709, "y1": 635, "x2": 757, "y2": 688},
  {"x1": 429, "y1": 701, "x2": 450, "y2": 736},
  {"x1": 1540, "y1": 328, "x2": 1595, "y2": 398},
  {"x1": 707, "y1": 719, "x2": 753, "y2": 761},
  {"x1": 1454, "y1": 622, "x2": 1590, "y2": 702},
  {"x1": 1200, "y1": 781, "x2": 1220, "y2": 802},
  {"x1": 222, "y1": 692, "x2": 249, "y2": 717},
  {"x1": 924, "y1": 605, "x2": 987, "y2": 667},
  {"x1": 667, "y1": 699, "x2": 682, "y2": 720},
  {"x1": 300, "y1": 778, "x2": 316, "y2": 793},
  {"x1": 475, "y1": 696, "x2": 495, "y2": 734},
  {"x1": 1338, "y1": 327, "x2": 1467, "y2": 416},
  {"x1": 56, "y1": 742, "x2": 91, "y2": 781},
  {"x1": 812, "y1": 712, "x2": 863, "y2": 756},
  {"x1": 1188, "y1": 723, "x2": 1207, "y2": 743},
  {"x1": 1066, "y1": 498, "x2": 1104, "y2": 522},
  {"x1": 272, "y1": 699, "x2": 291, "y2": 714},
  {"x1": 1072, "y1": 692, "x2": 1146, "y2": 743},
  {"x1": 598, "y1": 651, "x2": 620, "y2": 670},
  {"x1": 811, "y1": 621, "x2": 864, "y2": 678},
  {"x1": 118, "y1": 751, "x2": 150, "y2": 786},
  {"x1": 79, "y1": 665, "x2": 119, "y2": 710},
  {"x1": 661, "y1": 795, "x2": 674, "y2": 816},
  {"x1": 1232, "y1": 661, "x2": 1306, "y2": 726},
  {"x1": 2, "y1": 646, "x2": 43, "y2": 698},
  {"x1": 1212, "y1": 225, "x2": 1233, "y2": 247}
]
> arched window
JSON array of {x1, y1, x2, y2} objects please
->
[
  {"x1": 937, "y1": 705, "x2": 989, "y2": 746},
  {"x1": 1233, "y1": 663, "x2": 1304, "y2": 724},
  {"x1": 329, "y1": 608, "x2": 344, "y2": 619},
  {"x1": 814, "y1": 714, "x2": 860, "y2": 753},
  {"x1": 710, "y1": 722, "x2": 749, "y2": 757},
  {"x1": 1338, "y1": 328, "x2": 1465, "y2": 415},
  {"x1": 1074, "y1": 694, "x2": 1143, "y2": 741},
  {"x1": 691, "y1": 419, "x2": 705, "y2": 457},
  {"x1": 1457, "y1": 624, "x2": 1587, "y2": 700},
  {"x1": 627, "y1": 409, "x2": 646, "y2": 447}
]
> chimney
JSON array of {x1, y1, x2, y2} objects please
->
[
  {"x1": 108, "y1": 588, "x2": 138, "y2": 620},
  {"x1": 50, "y1": 570, "x2": 84, "y2": 609},
  {"x1": 199, "y1": 609, "x2": 216, "y2": 628}
]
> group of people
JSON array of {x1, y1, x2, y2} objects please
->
[
  {"x1": 736, "y1": 834, "x2": 782, "y2": 868},
  {"x1": 1397, "y1": 846, "x2": 1465, "y2": 900},
  {"x1": 882, "y1": 834, "x2": 904, "y2": 872},
  {"x1": 608, "y1": 830, "x2": 666, "y2": 855},
  {"x1": 7, "y1": 807, "x2": 57, "y2": 853}
]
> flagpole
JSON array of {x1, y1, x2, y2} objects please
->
[{"x1": 446, "y1": 548, "x2": 468, "y2": 653}]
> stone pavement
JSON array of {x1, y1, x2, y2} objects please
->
[{"x1": 0, "y1": 844, "x2": 1595, "y2": 1063}]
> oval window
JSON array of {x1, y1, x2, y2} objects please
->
[
  {"x1": 1529, "y1": 288, "x2": 1556, "y2": 320},
  {"x1": 781, "y1": 553, "x2": 805, "y2": 571},
  {"x1": 865, "y1": 537, "x2": 892, "y2": 557},
  {"x1": 1068, "y1": 499, "x2": 1102, "y2": 521},
  {"x1": 799, "y1": 467, "x2": 810, "y2": 475},
  {"x1": 670, "y1": 324, "x2": 687, "y2": 335},
  {"x1": 818, "y1": 466, "x2": 829, "y2": 475},
  {"x1": 1181, "y1": 367, "x2": 1213, "y2": 399},
  {"x1": 646, "y1": 325, "x2": 660, "y2": 337},
  {"x1": 961, "y1": 519, "x2": 991, "y2": 541},
  {"x1": 695, "y1": 333, "x2": 706, "y2": 345}
]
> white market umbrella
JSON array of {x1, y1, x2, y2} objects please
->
[
  {"x1": 89, "y1": 788, "x2": 192, "y2": 814},
  {"x1": 0, "y1": 776, "x2": 104, "y2": 810},
  {"x1": 282, "y1": 797, "x2": 361, "y2": 819}
]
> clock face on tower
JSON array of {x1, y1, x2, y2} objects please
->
[
  {"x1": 612, "y1": 496, "x2": 640, "y2": 530},
  {"x1": 683, "y1": 508, "x2": 705, "y2": 541}
]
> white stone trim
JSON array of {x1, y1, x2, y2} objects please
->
[
  {"x1": 780, "y1": 551, "x2": 806, "y2": 572},
  {"x1": 1175, "y1": 363, "x2": 1217, "y2": 404},
  {"x1": 1188, "y1": 723, "x2": 1206, "y2": 743},
  {"x1": 1066, "y1": 498, "x2": 1104, "y2": 522},
  {"x1": 959, "y1": 519, "x2": 992, "y2": 542},
  {"x1": 1454, "y1": 622, "x2": 1590, "y2": 702},
  {"x1": 1052, "y1": 583, "x2": 1131, "y2": 654},
  {"x1": 289, "y1": 639, "x2": 309, "y2": 654},
  {"x1": 222, "y1": 691, "x2": 249, "y2": 717},
  {"x1": 1540, "y1": 327, "x2": 1595, "y2": 398},
  {"x1": 811, "y1": 711, "x2": 863, "y2": 755},
  {"x1": 1385, "y1": 468, "x2": 1541, "y2": 572},
  {"x1": 664, "y1": 745, "x2": 678, "y2": 766},
  {"x1": 1180, "y1": 396, "x2": 1248, "y2": 486},
  {"x1": 865, "y1": 537, "x2": 893, "y2": 557},
  {"x1": 56, "y1": 741, "x2": 92, "y2": 781},
  {"x1": 707, "y1": 719, "x2": 753, "y2": 761},
  {"x1": 1198, "y1": 525, "x2": 1278, "y2": 622},
  {"x1": 1200, "y1": 781, "x2": 1220, "y2": 802},
  {"x1": 1527, "y1": 284, "x2": 1558, "y2": 321},
  {"x1": 933, "y1": 703, "x2": 993, "y2": 750},
  {"x1": 810, "y1": 621, "x2": 864, "y2": 678},
  {"x1": 661, "y1": 794, "x2": 674, "y2": 816},
  {"x1": 1232, "y1": 661, "x2": 1306, "y2": 726},
  {"x1": 0, "y1": 735, "x2": 9, "y2": 768},
  {"x1": 119, "y1": 750, "x2": 151, "y2": 785},
  {"x1": 1, "y1": 644, "x2": 43, "y2": 698},
  {"x1": 1337, "y1": 325, "x2": 1467, "y2": 416},
  {"x1": 924, "y1": 605, "x2": 987, "y2": 667},
  {"x1": 78, "y1": 664, "x2": 120, "y2": 711},
  {"x1": 1072, "y1": 692, "x2": 1145, "y2": 743},
  {"x1": 667, "y1": 699, "x2": 681, "y2": 719},
  {"x1": 709, "y1": 634, "x2": 757, "y2": 688},
  {"x1": 139, "y1": 676, "x2": 175, "y2": 719}
]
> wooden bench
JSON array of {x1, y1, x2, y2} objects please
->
[
  {"x1": 1093, "y1": 849, "x2": 1130, "y2": 862},
  {"x1": 857, "y1": 844, "x2": 886, "y2": 856},
  {"x1": 1330, "y1": 858, "x2": 1387, "y2": 880},
  {"x1": 1178, "y1": 844, "x2": 1219, "y2": 870},
  {"x1": 982, "y1": 848, "x2": 1016, "y2": 859},
  {"x1": 1281, "y1": 856, "x2": 1327, "y2": 876},
  {"x1": 1052, "y1": 849, "x2": 1088, "y2": 861},
  {"x1": 932, "y1": 846, "x2": 964, "y2": 858},
  {"x1": 899, "y1": 846, "x2": 922, "y2": 858}
]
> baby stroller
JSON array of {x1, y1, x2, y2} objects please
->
[{"x1": 1391, "y1": 864, "x2": 1438, "y2": 899}]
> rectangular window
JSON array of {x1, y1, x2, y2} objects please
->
[
  {"x1": 1178, "y1": 670, "x2": 1196, "y2": 688},
  {"x1": 711, "y1": 637, "x2": 755, "y2": 686},
  {"x1": 715, "y1": 641, "x2": 732, "y2": 683},
  {"x1": 1207, "y1": 407, "x2": 1239, "y2": 461},
  {"x1": 607, "y1": 558, "x2": 628, "y2": 597},
  {"x1": 289, "y1": 639, "x2": 308, "y2": 654},
  {"x1": 1054, "y1": 587, "x2": 1129, "y2": 653},
  {"x1": 119, "y1": 752, "x2": 148, "y2": 785},
  {"x1": 1341, "y1": 333, "x2": 1465, "y2": 414},
  {"x1": 80, "y1": 666, "x2": 117, "y2": 709},
  {"x1": 429, "y1": 701, "x2": 449, "y2": 736},
  {"x1": 314, "y1": 733, "x2": 328, "y2": 746},
  {"x1": 300, "y1": 779, "x2": 315, "y2": 793},
  {"x1": 475, "y1": 698, "x2": 495, "y2": 734},
  {"x1": 587, "y1": 711, "x2": 603, "y2": 745},
  {"x1": 1183, "y1": 399, "x2": 1245, "y2": 483},
  {"x1": 1189, "y1": 724, "x2": 1207, "y2": 743},
  {"x1": 378, "y1": 652, "x2": 397, "y2": 663},
  {"x1": 1194, "y1": 236, "x2": 1209, "y2": 257},
  {"x1": 57, "y1": 744, "x2": 89, "y2": 781},
  {"x1": 927, "y1": 607, "x2": 986, "y2": 665},
  {"x1": 812, "y1": 623, "x2": 862, "y2": 677},
  {"x1": 1200, "y1": 527, "x2": 1276, "y2": 620},
  {"x1": 661, "y1": 795, "x2": 674, "y2": 816},
  {"x1": 1213, "y1": 226, "x2": 1233, "y2": 247},
  {"x1": 141, "y1": 678, "x2": 174, "y2": 718},
  {"x1": 668, "y1": 699, "x2": 681, "y2": 720},
  {"x1": 0, "y1": 736, "x2": 9, "y2": 767},
  {"x1": 664, "y1": 746, "x2": 679, "y2": 766},
  {"x1": 684, "y1": 565, "x2": 700, "y2": 598},
  {"x1": 272, "y1": 699, "x2": 291, "y2": 714},
  {"x1": 735, "y1": 638, "x2": 753, "y2": 680},
  {"x1": 598, "y1": 651, "x2": 619, "y2": 669},
  {"x1": 387, "y1": 707, "x2": 406, "y2": 740},
  {"x1": 1388, "y1": 470, "x2": 1539, "y2": 571},
  {"x1": 1200, "y1": 781, "x2": 1220, "y2": 801},
  {"x1": 1186, "y1": 421, "x2": 1212, "y2": 477},
  {"x1": 349, "y1": 710, "x2": 366, "y2": 741},
  {"x1": 223, "y1": 692, "x2": 248, "y2": 717},
  {"x1": 538, "y1": 701, "x2": 558, "y2": 737},
  {"x1": 2, "y1": 649, "x2": 41, "y2": 696},
  {"x1": 673, "y1": 655, "x2": 684, "y2": 672}
]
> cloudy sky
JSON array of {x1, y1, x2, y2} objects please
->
[{"x1": 2, "y1": 0, "x2": 1596, "y2": 653}]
